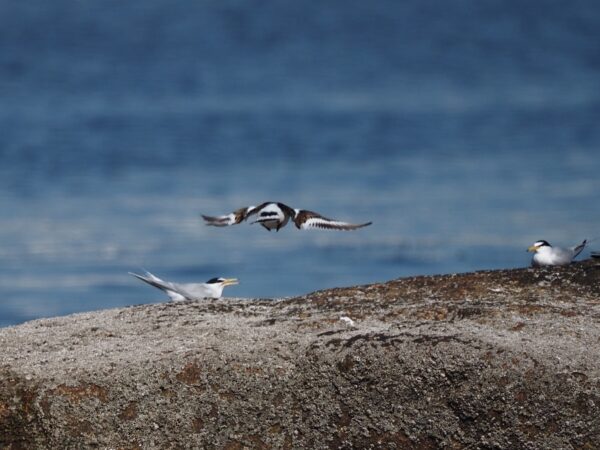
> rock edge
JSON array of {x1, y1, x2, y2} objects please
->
[{"x1": 1, "y1": 261, "x2": 600, "y2": 449}]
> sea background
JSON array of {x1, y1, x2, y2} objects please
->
[{"x1": 1, "y1": 0, "x2": 599, "y2": 327}]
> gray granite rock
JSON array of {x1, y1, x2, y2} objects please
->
[{"x1": 1, "y1": 260, "x2": 600, "y2": 449}]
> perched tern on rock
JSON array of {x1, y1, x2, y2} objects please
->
[
  {"x1": 527, "y1": 239, "x2": 587, "y2": 266},
  {"x1": 202, "y1": 202, "x2": 372, "y2": 232},
  {"x1": 129, "y1": 271, "x2": 238, "y2": 301}
]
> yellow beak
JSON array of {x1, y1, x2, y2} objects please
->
[
  {"x1": 222, "y1": 278, "x2": 239, "y2": 286},
  {"x1": 527, "y1": 245, "x2": 538, "y2": 253}
]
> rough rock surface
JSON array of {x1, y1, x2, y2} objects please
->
[{"x1": 1, "y1": 261, "x2": 600, "y2": 449}]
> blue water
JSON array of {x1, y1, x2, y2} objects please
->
[{"x1": 1, "y1": 0, "x2": 599, "y2": 327}]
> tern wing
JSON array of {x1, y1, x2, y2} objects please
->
[
  {"x1": 179, "y1": 283, "x2": 213, "y2": 299},
  {"x1": 201, "y1": 205, "x2": 258, "y2": 227},
  {"x1": 549, "y1": 248, "x2": 575, "y2": 265},
  {"x1": 571, "y1": 239, "x2": 587, "y2": 258},
  {"x1": 294, "y1": 210, "x2": 372, "y2": 231},
  {"x1": 129, "y1": 271, "x2": 192, "y2": 301}
]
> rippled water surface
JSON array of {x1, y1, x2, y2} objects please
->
[{"x1": 1, "y1": 1, "x2": 599, "y2": 326}]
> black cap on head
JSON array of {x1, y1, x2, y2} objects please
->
[
  {"x1": 534, "y1": 240, "x2": 551, "y2": 247},
  {"x1": 206, "y1": 277, "x2": 224, "y2": 284}
]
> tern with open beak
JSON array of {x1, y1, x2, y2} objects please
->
[{"x1": 129, "y1": 271, "x2": 239, "y2": 301}]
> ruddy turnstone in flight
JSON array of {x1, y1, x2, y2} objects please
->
[
  {"x1": 527, "y1": 239, "x2": 587, "y2": 266},
  {"x1": 201, "y1": 202, "x2": 372, "y2": 232},
  {"x1": 129, "y1": 271, "x2": 238, "y2": 301}
]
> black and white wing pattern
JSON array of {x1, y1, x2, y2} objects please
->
[
  {"x1": 249, "y1": 202, "x2": 292, "y2": 222},
  {"x1": 203, "y1": 202, "x2": 372, "y2": 232},
  {"x1": 201, "y1": 205, "x2": 259, "y2": 227},
  {"x1": 293, "y1": 210, "x2": 372, "y2": 231}
]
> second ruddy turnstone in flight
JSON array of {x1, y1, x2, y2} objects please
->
[
  {"x1": 527, "y1": 239, "x2": 587, "y2": 266},
  {"x1": 202, "y1": 202, "x2": 372, "y2": 232}
]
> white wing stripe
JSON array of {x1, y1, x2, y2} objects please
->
[{"x1": 300, "y1": 218, "x2": 353, "y2": 229}]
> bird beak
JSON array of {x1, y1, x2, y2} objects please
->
[
  {"x1": 527, "y1": 245, "x2": 538, "y2": 253},
  {"x1": 222, "y1": 278, "x2": 239, "y2": 286}
]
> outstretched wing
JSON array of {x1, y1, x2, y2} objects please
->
[
  {"x1": 571, "y1": 239, "x2": 587, "y2": 258},
  {"x1": 293, "y1": 210, "x2": 372, "y2": 231},
  {"x1": 129, "y1": 271, "x2": 192, "y2": 301},
  {"x1": 201, "y1": 206, "x2": 258, "y2": 227}
]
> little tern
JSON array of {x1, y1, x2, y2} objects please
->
[
  {"x1": 527, "y1": 239, "x2": 587, "y2": 266},
  {"x1": 129, "y1": 271, "x2": 239, "y2": 301}
]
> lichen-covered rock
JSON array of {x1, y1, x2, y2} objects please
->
[{"x1": 1, "y1": 261, "x2": 599, "y2": 449}]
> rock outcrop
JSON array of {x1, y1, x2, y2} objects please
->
[{"x1": 1, "y1": 261, "x2": 600, "y2": 449}]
